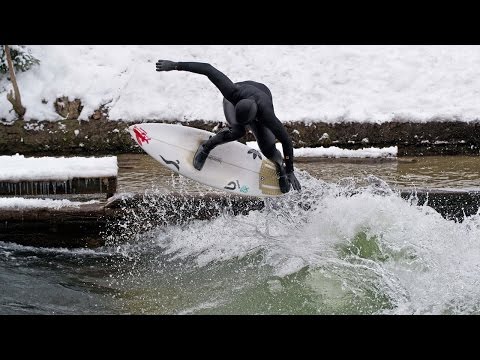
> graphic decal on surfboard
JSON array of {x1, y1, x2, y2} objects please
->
[
  {"x1": 159, "y1": 155, "x2": 180, "y2": 171},
  {"x1": 132, "y1": 126, "x2": 151, "y2": 146},
  {"x1": 224, "y1": 180, "x2": 249, "y2": 193},
  {"x1": 248, "y1": 149, "x2": 262, "y2": 160}
]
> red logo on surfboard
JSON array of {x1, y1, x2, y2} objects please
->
[{"x1": 132, "y1": 126, "x2": 151, "y2": 145}]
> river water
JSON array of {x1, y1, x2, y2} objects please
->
[{"x1": 1, "y1": 155, "x2": 480, "y2": 314}]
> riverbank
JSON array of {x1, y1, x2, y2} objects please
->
[
  {"x1": 1, "y1": 119, "x2": 480, "y2": 156},
  {"x1": 2, "y1": 119, "x2": 480, "y2": 249}
]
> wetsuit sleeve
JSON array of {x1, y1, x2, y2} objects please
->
[
  {"x1": 176, "y1": 62, "x2": 238, "y2": 103},
  {"x1": 261, "y1": 107, "x2": 295, "y2": 173}
]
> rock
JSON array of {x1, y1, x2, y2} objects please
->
[
  {"x1": 319, "y1": 132, "x2": 332, "y2": 147},
  {"x1": 89, "y1": 104, "x2": 109, "y2": 121},
  {"x1": 54, "y1": 96, "x2": 83, "y2": 120}
]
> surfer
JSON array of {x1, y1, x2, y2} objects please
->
[{"x1": 155, "y1": 60, "x2": 301, "y2": 193}]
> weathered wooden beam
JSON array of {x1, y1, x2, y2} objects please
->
[
  {"x1": 0, "y1": 177, "x2": 117, "y2": 198},
  {"x1": 0, "y1": 201, "x2": 108, "y2": 247},
  {"x1": 1, "y1": 190, "x2": 479, "y2": 248}
]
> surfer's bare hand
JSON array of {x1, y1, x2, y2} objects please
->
[
  {"x1": 156, "y1": 60, "x2": 177, "y2": 72},
  {"x1": 287, "y1": 171, "x2": 301, "y2": 191}
]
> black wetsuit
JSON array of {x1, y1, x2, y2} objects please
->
[{"x1": 175, "y1": 62, "x2": 295, "y2": 173}]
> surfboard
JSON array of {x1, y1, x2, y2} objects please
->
[{"x1": 128, "y1": 123, "x2": 282, "y2": 197}]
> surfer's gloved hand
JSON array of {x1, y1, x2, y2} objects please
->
[
  {"x1": 193, "y1": 142, "x2": 210, "y2": 171},
  {"x1": 156, "y1": 60, "x2": 178, "y2": 72},
  {"x1": 287, "y1": 171, "x2": 301, "y2": 191}
]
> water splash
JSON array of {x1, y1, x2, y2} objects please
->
[{"x1": 102, "y1": 170, "x2": 480, "y2": 314}]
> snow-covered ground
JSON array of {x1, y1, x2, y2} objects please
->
[
  {"x1": 0, "y1": 155, "x2": 116, "y2": 209},
  {"x1": 246, "y1": 142, "x2": 397, "y2": 158},
  {"x1": 1, "y1": 45, "x2": 480, "y2": 124},
  {"x1": 0, "y1": 154, "x2": 117, "y2": 181}
]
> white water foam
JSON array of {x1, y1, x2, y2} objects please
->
[{"x1": 123, "y1": 171, "x2": 480, "y2": 314}]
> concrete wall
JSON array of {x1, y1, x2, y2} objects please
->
[{"x1": 2, "y1": 118, "x2": 480, "y2": 156}]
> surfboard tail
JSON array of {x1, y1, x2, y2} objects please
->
[{"x1": 259, "y1": 160, "x2": 282, "y2": 196}]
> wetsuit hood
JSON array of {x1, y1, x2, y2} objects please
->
[{"x1": 235, "y1": 99, "x2": 257, "y2": 125}]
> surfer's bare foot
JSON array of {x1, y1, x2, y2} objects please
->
[{"x1": 193, "y1": 143, "x2": 210, "y2": 171}]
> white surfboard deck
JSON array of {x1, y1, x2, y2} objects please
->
[{"x1": 128, "y1": 123, "x2": 283, "y2": 197}]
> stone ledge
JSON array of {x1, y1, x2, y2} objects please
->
[
  {"x1": 1, "y1": 119, "x2": 480, "y2": 156},
  {"x1": 1, "y1": 189, "x2": 478, "y2": 248}
]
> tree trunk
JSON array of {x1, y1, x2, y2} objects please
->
[{"x1": 4, "y1": 45, "x2": 26, "y2": 118}]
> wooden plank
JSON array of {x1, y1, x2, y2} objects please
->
[{"x1": 0, "y1": 176, "x2": 117, "y2": 197}]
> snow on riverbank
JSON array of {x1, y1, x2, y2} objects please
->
[{"x1": 1, "y1": 45, "x2": 480, "y2": 124}]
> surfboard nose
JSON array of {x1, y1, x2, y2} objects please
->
[
  {"x1": 128, "y1": 124, "x2": 152, "y2": 147},
  {"x1": 127, "y1": 125, "x2": 137, "y2": 144}
]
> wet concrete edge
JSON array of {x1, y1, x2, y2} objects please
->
[{"x1": 1, "y1": 190, "x2": 478, "y2": 248}]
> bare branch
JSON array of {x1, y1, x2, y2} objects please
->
[{"x1": 4, "y1": 45, "x2": 26, "y2": 118}]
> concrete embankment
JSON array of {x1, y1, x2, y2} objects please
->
[
  {"x1": 2, "y1": 118, "x2": 480, "y2": 156},
  {"x1": 1, "y1": 190, "x2": 479, "y2": 248}
]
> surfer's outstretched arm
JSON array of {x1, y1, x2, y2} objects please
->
[{"x1": 156, "y1": 60, "x2": 237, "y2": 103}]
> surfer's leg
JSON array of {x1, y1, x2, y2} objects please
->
[
  {"x1": 206, "y1": 99, "x2": 245, "y2": 148},
  {"x1": 249, "y1": 122, "x2": 290, "y2": 193},
  {"x1": 223, "y1": 98, "x2": 237, "y2": 126},
  {"x1": 248, "y1": 122, "x2": 282, "y2": 164},
  {"x1": 193, "y1": 98, "x2": 246, "y2": 171}
]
